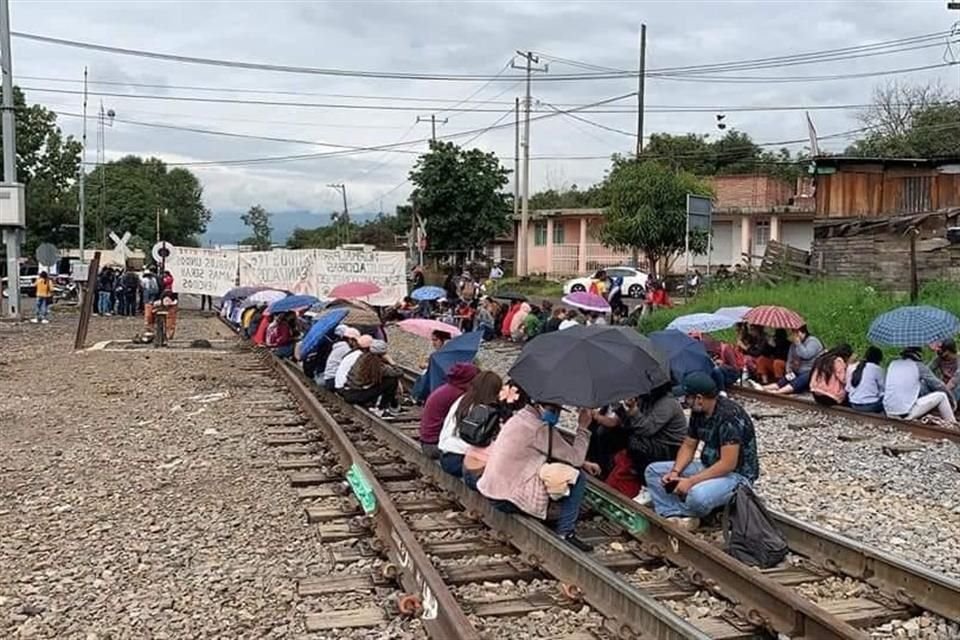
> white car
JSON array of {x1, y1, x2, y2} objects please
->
[{"x1": 563, "y1": 266, "x2": 648, "y2": 298}]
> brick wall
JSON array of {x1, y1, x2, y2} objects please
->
[{"x1": 710, "y1": 175, "x2": 795, "y2": 209}]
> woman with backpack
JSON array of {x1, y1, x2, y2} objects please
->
[{"x1": 437, "y1": 371, "x2": 503, "y2": 478}]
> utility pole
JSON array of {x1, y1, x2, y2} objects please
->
[
  {"x1": 513, "y1": 97, "x2": 520, "y2": 273},
  {"x1": 328, "y1": 183, "x2": 349, "y2": 245},
  {"x1": 79, "y1": 67, "x2": 88, "y2": 267},
  {"x1": 0, "y1": 0, "x2": 22, "y2": 319},
  {"x1": 636, "y1": 24, "x2": 647, "y2": 157},
  {"x1": 511, "y1": 51, "x2": 547, "y2": 276},
  {"x1": 416, "y1": 114, "x2": 448, "y2": 141}
]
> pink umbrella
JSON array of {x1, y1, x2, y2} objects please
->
[
  {"x1": 561, "y1": 291, "x2": 611, "y2": 313},
  {"x1": 397, "y1": 318, "x2": 463, "y2": 339},
  {"x1": 329, "y1": 281, "x2": 381, "y2": 300}
]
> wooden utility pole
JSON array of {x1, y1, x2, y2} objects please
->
[
  {"x1": 416, "y1": 114, "x2": 448, "y2": 141},
  {"x1": 636, "y1": 23, "x2": 646, "y2": 157}
]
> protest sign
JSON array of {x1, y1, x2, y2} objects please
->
[
  {"x1": 238, "y1": 249, "x2": 318, "y2": 296},
  {"x1": 167, "y1": 247, "x2": 239, "y2": 296},
  {"x1": 315, "y1": 249, "x2": 407, "y2": 305}
]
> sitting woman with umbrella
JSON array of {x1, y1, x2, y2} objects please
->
[{"x1": 477, "y1": 383, "x2": 598, "y2": 552}]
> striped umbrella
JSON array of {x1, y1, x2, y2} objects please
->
[
  {"x1": 742, "y1": 305, "x2": 805, "y2": 329},
  {"x1": 867, "y1": 305, "x2": 960, "y2": 347}
]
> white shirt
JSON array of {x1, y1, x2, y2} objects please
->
[
  {"x1": 882, "y1": 359, "x2": 920, "y2": 416},
  {"x1": 490, "y1": 266, "x2": 503, "y2": 280},
  {"x1": 846, "y1": 362, "x2": 884, "y2": 406},
  {"x1": 324, "y1": 341, "x2": 351, "y2": 381},
  {"x1": 438, "y1": 396, "x2": 470, "y2": 455},
  {"x1": 559, "y1": 319, "x2": 578, "y2": 331},
  {"x1": 334, "y1": 349, "x2": 363, "y2": 389}
]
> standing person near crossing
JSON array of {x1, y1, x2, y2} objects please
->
[{"x1": 32, "y1": 271, "x2": 53, "y2": 324}]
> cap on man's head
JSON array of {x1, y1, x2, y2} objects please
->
[
  {"x1": 682, "y1": 371, "x2": 718, "y2": 397},
  {"x1": 343, "y1": 327, "x2": 361, "y2": 339},
  {"x1": 370, "y1": 339, "x2": 388, "y2": 355},
  {"x1": 357, "y1": 335, "x2": 374, "y2": 349}
]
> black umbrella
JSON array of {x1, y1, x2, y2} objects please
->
[
  {"x1": 492, "y1": 291, "x2": 528, "y2": 302},
  {"x1": 508, "y1": 325, "x2": 670, "y2": 407}
]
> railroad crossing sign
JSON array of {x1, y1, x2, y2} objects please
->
[
  {"x1": 35, "y1": 242, "x2": 59, "y2": 267},
  {"x1": 151, "y1": 241, "x2": 174, "y2": 264},
  {"x1": 109, "y1": 231, "x2": 132, "y2": 263}
]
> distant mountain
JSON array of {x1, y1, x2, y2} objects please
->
[{"x1": 202, "y1": 209, "x2": 382, "y2": 245}]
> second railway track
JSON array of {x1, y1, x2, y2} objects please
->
[{"x1": 236, "y1": 328, "x2": 960, "y2": 640}]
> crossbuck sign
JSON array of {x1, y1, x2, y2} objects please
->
[{"x1": 109, "y1": 231, "x2": 132, "y2": 264}]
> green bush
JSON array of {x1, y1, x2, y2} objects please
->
[{"x1": 637, "y1": 279, "x2": 960, "y2": 356}]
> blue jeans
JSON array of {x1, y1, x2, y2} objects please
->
[
  {"x1": 35, "y1": 297, "x2": 50, "y2": 320},
  {"x1": 440, "y1": 452, "x2": 463, "y2": 478},
  {"x1": 778, "y1": 370, "x2": 811, "y2": 393},
  {"x1": 274, "y1": 344, "x2": 294, "y2": 359},
  {"x1": 98, "y1": 291, "x2": 111, "y2": 314},
  {"x1": 490, "y1": 472, "x2": 587, "y2": 536},
  {"x1": 644, "y1": 460, "x2": 748, "y2": 518},
  {"x1": 850, "y1": 401, "x2": 884, "y2": 414},
  {"x1": 462, "y1": 467, "x2": 480, "y2": 491}
]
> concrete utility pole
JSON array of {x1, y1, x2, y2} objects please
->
[
  {"x1": 0, "y1": 0, "x2": 21, "y2": 319},
  {"x1": 416, "y1": 114, "x2": 448, "y2": 141},
  {"x1": 327, "y1": 183, "x2": 349, "y2": 245},
  {"x1": 513, "y1": 97, "x2": 520, "y2": 268},
  {"x1": 511, "y1": 51, "x2": 547, "y2": 276},
  {"x1": 636, "y1": 24, "x2": 647, "y2": 157},
  {"x1": 79, "y1": 66, "x2": 87, "y2": 266}
]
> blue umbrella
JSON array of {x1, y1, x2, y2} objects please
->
[
  {"x1": 299, "y1": 308, "x2": 349, "y2": 357},
  {"x1": 648, "y1": 330, "x2": 715, "y2": 385},
  {"x1": 267, "y1": 294, "x2": 320, "y2": 315},
  {"x1": 411, "y1": 285, "x2": 446, "y2": 302},
  {"x1": 666, "y1": 312, "x2": 737, "y2": 334},
  {"x1": 411, "y1": 330, "x2": 484, "y2": 402},
  {"x1": 867, "y1": 305, "x2": 960, "y2": 347}
]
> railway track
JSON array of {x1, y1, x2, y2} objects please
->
[{"x1": 226, "y1": 332, "x2": 960, "y2": 640}]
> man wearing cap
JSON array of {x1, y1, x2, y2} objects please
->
[
  {"x1": 643, "y1": 372, "x2": 759, "y2": 531},
  {"x1": 335, "y1": 333, "x2": 372, "y2": 391}
]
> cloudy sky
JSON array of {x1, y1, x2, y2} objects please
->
[{"x1": 9, "y1": 0, "x2": 960, "y2": 237}]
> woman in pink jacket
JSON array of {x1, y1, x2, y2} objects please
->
[{"x1": 477, "y1": 384, "x2": 596, "y2": 551}]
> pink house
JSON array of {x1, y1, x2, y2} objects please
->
[{"x1": 515, "y1": 175, "x2": 815, "y2": 276}]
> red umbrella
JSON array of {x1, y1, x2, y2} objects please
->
[
  {"x1": 328, "y1": 281, "x2": 381, "y2": 300},
  {"x1": 742, "y1": 305, "x2": 805, "y2": 329}
]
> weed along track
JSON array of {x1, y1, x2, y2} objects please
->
[{"x1": 233, "y1": 325, "x2": 960, "y2": 640}]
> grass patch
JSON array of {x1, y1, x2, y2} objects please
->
[
  {"x1": 488, "y1": 276, "x2": 564, "y2": 299},
  {"x1": 638, "y1": 279, "x2": 960, "y2": 355}
]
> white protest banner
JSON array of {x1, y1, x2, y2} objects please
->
[
  {"x1": 167, "y1": 247, "x2": 239, "y2": 297},
  {"x1": 314, "y1": 249, "x2": 407, "y2": 305},
  {"x1": 238, "y1": 249, "x2": 318, "y2": 296}
]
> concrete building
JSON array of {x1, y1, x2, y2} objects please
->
[{"x1": 516, "y1": 174, "x2": 815, "y2": 277}]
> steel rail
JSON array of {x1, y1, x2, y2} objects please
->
[
  {"x1": 732, "y1": 386, "x2": 960, "y2": 444},
  {"x1": 264, "y1": 352, "x2": 482, "y2": 640}
]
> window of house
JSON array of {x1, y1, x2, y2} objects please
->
[
  {"x1": 533, "y1": 221, "x2": 547, "y2": 246},
  {"x1": 553, "y1": 222, "x2": 565, "y2": 245},
  {"x1": 754, "y1": 219, "x2": 770, "y2": 250}
]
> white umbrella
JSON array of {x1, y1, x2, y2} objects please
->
[
  {"x1": 243, "y1": 289, "x2": 287, "y2": 307},
  {"x1": 714, "y1": 306, "x2": 753, "y2": 322},
  {"x1": 666, "y1": 312, "x2": 737, "y2": 334}
]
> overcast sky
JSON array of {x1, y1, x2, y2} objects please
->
[{"x1": 9, "y1": 0, "x2": 960, "y2": 227}]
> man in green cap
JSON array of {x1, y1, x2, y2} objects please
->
[{"x1": 643, "y1": 371, "x2": 759, "y2": 530}]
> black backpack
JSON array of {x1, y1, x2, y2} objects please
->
[
  {"x1": 457, "y1": 404, "x2": 500, "y2": 447},
  {"x1": 721, "y1": 484, "x2": 788, "y2": 569}
]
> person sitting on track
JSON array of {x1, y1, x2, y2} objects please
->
[
  {"x1": 477, "y1": 383, "x2": 598, "y2": 552},
  {"x1": 314, "y1": 325, "x2": 357, "y2": 388},
  {"x1": 755, "y1": 328, "x2": 791, "y2": 385},
  {"x1": 883, "y1": 347, "x2": 957, "y2": 425},
  {"x1": 334, "y1": 334, "x2": 372, "y2": 391},
  {"x1": 543, "y1": 307, "x2": 566, "y2": 334},
  {"x1": 604, "y1": 383, "x2": 688, "y2": 505},
  {"x1": 756, "y1": 324, "x2": 823, "y2": 395},
  {"x1": 929, "y1": 338, "x2": 960, "y2": 405},
  {"x1": 438, "y1": 370, "x2": 504, "y2": 478},
  {"x1": 508, "y1": 302, "x2": 532, "y2": 342},
  {"x1": 473, "y1": 297, "x2": 498, "y2": 341},
  {"x1": 809, "y1": 344, "x2": 854, "y2": 407},
  {"x1": 847, "y1": 346, "x2": 885, "y2": 414},
  {"x1": 644, "y1": 372, "x2": 759, "y2": 531},
  {"x1": 341, "y1": 339, "x2": 402, "y2": 416},
  {"x1": 418, "y1": 363, "x2": 479, "y2": 459},
  {"x1": 265, "y1": 311, "x2": 297, "y2": 359}
]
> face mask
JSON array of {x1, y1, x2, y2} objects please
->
[{"x1": 541, "y1": 408, "x2": 560, "y2": 427}]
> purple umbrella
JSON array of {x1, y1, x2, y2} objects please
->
[{"x1": 561, "y1": 291, "x2": 611, "y2": 313}]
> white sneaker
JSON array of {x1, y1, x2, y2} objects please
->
[
  {"x1": 30, "y1": 318, "x2": 38, "y2": 323},
  {"x1": 633, "y1": 488, "x2": 652, "y2": 506},
  {"x1": 41, "y1": 319, "x2": 49, "y2": 324},
  {"x1": 670, "y1": 517, "x2": 700, "y2": 531},
  {"x1": 744, "y1": 379, "x2": 762, "y2": 390}
]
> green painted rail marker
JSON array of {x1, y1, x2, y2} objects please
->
[
  {"x1": 346, "y1": 463, "x2": 377, "y2": 514},
  {"x1": 584, "y1": 486, "x2": 648, "y2": 536}
]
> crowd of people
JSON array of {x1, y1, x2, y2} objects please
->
[{"x1": 95, "y1": 265, "x2": 173, "y2": 317}]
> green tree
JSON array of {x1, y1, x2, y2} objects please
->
[
  {"x1": 598, "y1": 157, "x2": 712, "y2": 276},
  {"x1": 640, "y1": 130, "x2": 802, "y2": 182},
  {"x1": 0, "y1": 88, "x2": 83, "y2": 252},
  {"x1": 408, "y1": 140, "x2": 511, "y2": 251},
  {"x1": 528, "y1": 183, "x2": 608, "y2": 210},
  {"x1": 287, "y1": 210, "x2": 411, "y2": 250},
  {"x1": 85, "y1": 156, "x2": 211, "y2": 247},
  {"x1": 241, "y1": 204, "x2": 273, "y2": 250}
]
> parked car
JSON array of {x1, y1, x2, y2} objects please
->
[
  {"x1": 563, "y1": 266, "x2": 648, "y2": 298},
  {"x1": 1, "y1": 264, "x2": 38, "y2": 298}
]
